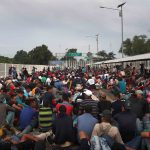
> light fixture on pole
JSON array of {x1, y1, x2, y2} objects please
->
[{"x1": 99, "y1": 2, "x2": 126, "y2": 58}]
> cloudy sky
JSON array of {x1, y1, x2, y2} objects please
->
[{"x1": 0, "y1": 0, "x2": 150, "y2": 58}]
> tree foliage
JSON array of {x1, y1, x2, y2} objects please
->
[
  {"x1": 61, "y1": 48, "x2": 77, "y2": 61},
  {"x1": 14, "y1": 50, "x2": 28, "y2": 64},
  {"x1": 120, "y1": 35, "x2": 150, "y2": 56},
  {"x1": 93, "y1": 50, "x2": 115, "y2": 62},
  {"x1": 28, "y1": 45, "x2": 55, "y2": 65},
  {"x1": 0, "y1": 45, "x2": 56, "y2": 64},
  {"x1": 0, "y1": 56, "x2": 13, "y2": 63}
]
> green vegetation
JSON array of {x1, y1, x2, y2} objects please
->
[
  {"x1": 120, "y1": 35, "x2": 150, "y2": 56},
  {"x1": 0, "y1": 45, "x2": 56, "y2": 65},
  {"x1": 0, "y1": 56, "x2": 13, "y2": 63}
]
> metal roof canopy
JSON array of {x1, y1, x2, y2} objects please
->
[{"x1": 94, "y1": 53, "x2": 150, "y2": 65}]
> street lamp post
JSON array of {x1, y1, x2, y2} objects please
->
[{"x1": 100, "y1": 2, "x2": 126, "y2": 58}]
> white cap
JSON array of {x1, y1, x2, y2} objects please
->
[
  {"x1": 83, "y1": 89, "x2": 93, "y2": 96},
  {"x1": 136, "y1": 90, "x2": 143, "y2": 95},
  {"x1": 38, "y1": 76, "x2": 42, "y2": 80}
]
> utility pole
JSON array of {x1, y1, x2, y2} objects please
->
[
  {"x1": 148, "y1": 30, "x2": 150, "y2": 37},
  {"x1": 88, "y1": 44, "x2": 91, "y2": 52},
  {"x1": 96, "y1": 34, "x2": 99, "y2": 52},
  {"x1": 118, "y1": 2, "x2": 126, "y2": 58},
  {"x1": 86, "y1": 34, "x2": 100, "y2": 53}
]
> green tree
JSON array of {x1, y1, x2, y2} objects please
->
[
  {"x1": 146, "y1": 39, "x2": 150, "y2": 52},
  {"x1": 61, "y1": 48, "x2": 77, "y2": 61},
  {"x1": 120, "y1": 35, "x2": 150, "y2": 56},
  {"x1": 93, "y1": 50, "x2": 115, "y2": 62},
  {"x1": 122, "y1": 38, "x2": 132, "y2": 56},
  {"x1": 13, "y1": 50, "x2": 29, "y2": 64},
  {"x1": 86, "y1": 52, "x2": 93, "y2": 60},
  {"x1": 0, "y1": 56, "x2": 13, "y2": 63},
  {"x1": 107, "y1": 52, "x2": 116, "y2": 59},
  {"x1": 28, "y1": 45, "x2": 56, "y2": 65},
  {"x1": 96, "y1": 50, "x2": 108, "y2": 60}
]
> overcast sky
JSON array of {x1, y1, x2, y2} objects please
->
[{"x1": 0, "y1": 0, "x2": 150, "y2": 58}]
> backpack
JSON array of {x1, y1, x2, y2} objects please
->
[
  {"x1": 91, "y1": 125, "x2": 112, "y2": 150},
  {"x1": 91, "y1": 136, "x2": 111, "y2": 150}
]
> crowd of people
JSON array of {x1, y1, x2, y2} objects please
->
[{"x1": 0, "y1": 63, "x2": 150, "y2": 150}]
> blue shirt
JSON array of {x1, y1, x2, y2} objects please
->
[
  {"x1": 54, "y1": 81, "x2": 63, "y2": 90},
  {"x1": 118, "y1": 80, "x2": 126, "y2": 94},
  {"x1": 24, "y1": 89, "x2": 29, "y2": 98},
  {"x1": 16, "y1": 96, "x2": 28, "y2": 107},
  {"x1": 20, "y1": 106, "x2": 38, "y2": 129},
  {"x1": 77, "y1": 113, "x2": 98, "y2": 137}
]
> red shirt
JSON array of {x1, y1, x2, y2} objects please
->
[{"x1": 56, "y1": 101, "x2": 73, "y2": 116}]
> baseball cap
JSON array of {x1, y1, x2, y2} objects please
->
[
  {"x1": 123, "y1": 100, "x2": 131, "y2": 110},
  {"x1": 83, "y1": 89, "x2": 93, "y2": 97},
  {"x1": 136, "y1": 90, "x2": 143, "y2": 95},
  {"x1": 101, "y1": 110, "x2": 112, "y2": 118}
]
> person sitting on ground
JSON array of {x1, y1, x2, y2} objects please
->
[
  {"x1": 0, "y1": 96, "x2": 15, "y2": 127},
  {"x1": 98, "y1": 93, "x2": 111, "y2": 114},
  {"x1": 42, "y1": 86, "x2": 56, "y2": 108},
  {"x1": 118, "y1": 77, "x2": 126, "y2": 94},
  {"x1": 129, "y1": 90, "x2": 149, "y2": 120},
  {"x1": 91, "y1": 109, "x2": 124, "y2": 144},
  {"x1": 19, "y1": 99, "x2": 38, "y2": 133},
  {"x1": 78, "y1": 131, "x2": 91, "y2": 150},
  {"x1": 140, "y1": 112, "x2": 150, "y2": 150},
  {"x1": 77, "y1": 105, "x2": 98, "y2": 139},
  {"x1": 39, "y1": 100, "x2": 53, "y2": 132},
  {"x1": 9, "y1": 93, "x2": 22, "y2": 111},
  {"x1": 111, "y1": 91, "x2": 123, "y2": 116},
  {"x1": 16, "y1": 89, "x2": 28, "y2": 107},
  {"x1": 56, "y1": 92, "x2": 73, "y2": 116},
  {"x1": 52, "y1": 105, "x2": 76, "y2": 147},
  {"x1": 114, "y1": 100, "x2": 137, "y2": 143},
  {"x1": 79, "y1": 89, "x2": 99, "y2": 119}
]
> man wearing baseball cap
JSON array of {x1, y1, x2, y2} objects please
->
[
  {"x1": 79, "y1": 89, "x2": 99, "y2": 119},
  {"x1": 92, "y1": 109, "x2": 123, "y2": 144},
  {"x1": 129, "y1": 90, "x2": 149, "y2": 120},
  {"x1": 114, "y1": 100, "x2": 137, "y2": 144}
]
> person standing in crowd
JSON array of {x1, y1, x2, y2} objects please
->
[{"x1": 23, "y1": 68, "x2": 29, "y2": 80}]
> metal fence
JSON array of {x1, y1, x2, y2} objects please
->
[
  {"x1": 0, "y1": 63, "x2": 49, "y2": 77},
  {"x1": 49, "y1": 60, "x2": 92, "y2": 69},
  {"x1": 0, "y1": 60, "x2": 92, "y2": 77}
]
